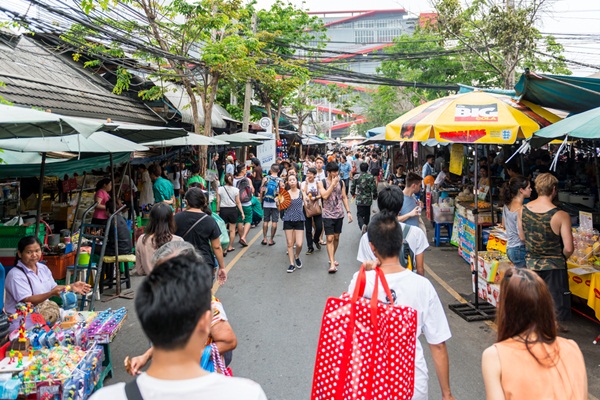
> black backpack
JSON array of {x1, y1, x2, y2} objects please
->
[
  {"x1": 236, "y1": 178, "x2": 253, "y2": 203},
  {"x1": 400, "y1": 224, "x2": 415, "y2": 272}
]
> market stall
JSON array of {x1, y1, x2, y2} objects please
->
[
  {"x1": 0, "y1": 303, "x2": 127, "y2": 399},
  {"x1": 386, "y1": 91, "x2": 562, "y2": 321}
]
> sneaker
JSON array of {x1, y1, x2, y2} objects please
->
[
  {"x1": 295, "y1": 258, "x2": 303, "y2": 268},
  {"x1": 306, "y1": 248, "x2": 314, "y2": 255},
  {"x1": 287, "y1": 264, "x2": 296, "y2": 273},
  {"x1": 315, "y1": 242, "x2": 322, "y2": 250}
]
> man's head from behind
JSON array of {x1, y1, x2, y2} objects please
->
[
  {"x1": 135, "y1": 252, "x2": 212, "y2": 351},
  {"x1": 368, "y1": 211, "x2": 403, "y2": 260},
  {"x1": 377, "y1": 185, "x2": 404, "y2": 215},
  {"x1": 406, "y1": 172, "x2": 423, "y2": 193}
]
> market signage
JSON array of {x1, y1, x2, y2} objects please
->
[
  {"x1": 454, "y1": 104, "x2": 498, "y2": 122},
  {"x1": 438, "y1": 128, "x2": 487, "y2": 142}
]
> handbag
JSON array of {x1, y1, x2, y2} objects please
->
[
  {"x1": 311, "y1": 266, "x2": 418, "y2": 400},
  {"x1": 304, "y1": 198, "x2": 322, "y2": 218}
]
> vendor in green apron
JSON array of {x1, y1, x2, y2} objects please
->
[{"x1": 148, "y1": 164, "x2": 175, "y2": 210}]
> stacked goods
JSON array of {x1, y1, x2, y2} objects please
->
[
  {"x1": 568, "y1": 227, "x2": 600, "y2": 268},
  {"x1": 432, "y1": 203, "x2": 455, "y2": 223},
  {"x1": 470, "y1": 251, "x2": 514, "y2": 307}
]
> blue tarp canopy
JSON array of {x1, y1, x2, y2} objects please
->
[{"x1": 515, "y1": 71, "x2": 600, "y2": 114}]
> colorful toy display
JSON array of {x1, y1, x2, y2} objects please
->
[{"x1": 86, "y1": 308, "x2": 127, "y2": 344}]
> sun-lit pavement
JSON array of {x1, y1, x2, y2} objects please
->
[{"x1": 99, "y1": 204, "x2": 600, "y2": 400}]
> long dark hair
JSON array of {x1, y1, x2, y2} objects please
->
[
  {"x1": 96, "y1": 178, "x2": 111, "y2": 191},
  {"x1": 497, "y1": 268, "x2": 557, "y2": 364},
  {"x1": 144, "y1": 203, "x2": 176, "y2": 249},
  {"x1": 15, "y1": 236, "x2": 43, "y2": 265},
  {"x1": 501, "y1": 176, "x2": 529, "y2": 205},
  {"x1": 185, "y1": 187, "x2": 212, "y2": 215}
]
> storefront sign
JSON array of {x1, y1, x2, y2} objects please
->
[
  {"x1": 454, "y1": 104, "x2": 498, "y2": 122},
  {"x1": 439, "y1": 129, "x2": 487, "y2": 143},
  {"x1": 257, "y1": 133, "x2": 276, "y2": 171}
]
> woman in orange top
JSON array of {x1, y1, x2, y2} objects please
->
[{"x1": 482, "y1": 268, "x2": 587, "y2": 400}]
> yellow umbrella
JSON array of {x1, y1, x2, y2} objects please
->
[{"x1": 386, "y1": 91, "x2": 561, "y2": 144}]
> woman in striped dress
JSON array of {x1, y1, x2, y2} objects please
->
[{"x1": 281, "y1": 175, "x2": 306, "y2": 273}]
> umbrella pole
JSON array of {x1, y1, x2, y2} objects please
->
[
  {"x1": 34, "y1": 153, "x2": 47, "y2": 239},
  {"x1": 109, "y1": 153, "x2": 120, "y2": 297},
  {"x1": 71, "y1": 172, "x2": 87, "y2": 232},
  {"x1": 473, "y1": 144, "x2": 480, "y2": 307}
]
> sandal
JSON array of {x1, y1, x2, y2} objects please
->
[
  {"x1": 261, "y1": 239, "x2": 268, "y2": 245},
  {"x1": 319, "y1": 240, "x2": 327, "y2": 246},
  {"x1": 328, "y1": 261, "x2": 340, "y2": 267},
  {"x1": 328, "y1": 266, "x2": 338, "y2": 274},
  {"x1": 268, "y1": 241, "x2": 276, "y2": 246},
  {"x1": 239, "y1": 239, "x2": 248, "y2": 247},
  {"x1": 226, "y1": 248, "x2": 235, "y2": 252}
]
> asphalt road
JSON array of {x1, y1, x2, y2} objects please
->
[{"x1": 98, "y1": 204, "x2": 600, "y2": 400}]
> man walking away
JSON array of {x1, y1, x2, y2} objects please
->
[
  {"x1": 260, "y1": 164, "x2": 282, "y2": 246},
  {"x1": 318, "y1": 162, "x2": 353, "y2": 273},
  {"x1": 349, "y1": 212, "x2": 454, "y2": 400},
  {"x1": 90, "y1": 254, "x2": 267, "y2": 400},
  {"x1": 351, "y1": 162, "x2": 377, "y2": 234}
]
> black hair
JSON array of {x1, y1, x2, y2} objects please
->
[
  {"x1": 307, "y1": 167, "x2": 317, "y2": 175},
  {"x1": 360, "y1": 162, "x2": 368, "y2": 172},
  {"x1": 135, "y1": 254, "x2": 212, "y2": 350},
  {"x1": 144, "y1": 203, "x2": 176, "y2": 249},
  {"x1": 252, "y1": 158, "x2": 261, "y2": 167},
  {"x1": 501, "y1": 176, "x2": 530, "y2": 205},
  {"x1": 15, "y1": 236, "x2": 43, "y2": 265},
  {"x1": 325, "y1": 162, "x2": 339, "y2": 172},
  {"x1": 185, "y1": 187, "x2": 212, "y2": 215},
  {"x1": 96, "y1": 178, "x2": 111, "y2": 191},
  {"x1": 367, "y1": 211, "x2": 403, "y2": 259},
  {"x1": 148, "y1": 164, "x2": 161, "y2": 177},
  {"x1": 426, "y1": 154, "x2": 435, "y2": 161},
  {"x1": 377, "y1": 186, "x2": 404, "y2": 215},
  {"x1": 235, "y1": 164, "x2": 245, "y2": 175},
  {"x1": 191, "y1": 165, "x2": 200, "y2": 174}
]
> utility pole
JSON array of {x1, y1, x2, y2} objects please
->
[
  {"x1": 504, "y1": 0, "x2": 516, "y2": 89},
  {"x1": 242, "y1": 13, "x2": 257, "y2": 133}
]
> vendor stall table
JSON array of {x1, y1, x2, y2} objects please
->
[{"x1": 567, "y1": 263, "x2": 600, "y2": 321}]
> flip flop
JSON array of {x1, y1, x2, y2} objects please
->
[
  {"x1": 328, "y1": 261, "x2": 340, "y2": 267},
  {"x1": 226, "y1": 248, "x2": 235, "y2": 252},
  {"x1": 268, "y1": 241, "x2": 276, "y2": 246},
  {"x1": 239, "y1": 239, "x2": 248, "y2": 247},
  {"x1": 261, "y1": 239, "x2": 268, "y2": 245},
  {"x1": 328, "y1": 266, "x2": 338, "y2": 274}
]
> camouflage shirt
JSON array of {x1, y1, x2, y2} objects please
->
[{"x1": 351, "y1": 173, "x2": 377, "y2": 206}]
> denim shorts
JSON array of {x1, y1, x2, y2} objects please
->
[{"x1": 507, "y1": 245, "x2": 527, "y2": 268}]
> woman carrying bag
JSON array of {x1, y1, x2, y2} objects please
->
[{"x1": 216, "y1": 174, "x2": 244, "y2": 255}]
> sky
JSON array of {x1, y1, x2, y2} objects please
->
[{"x1": 254, "y1": 0, "x2": 600, "y2": 76}]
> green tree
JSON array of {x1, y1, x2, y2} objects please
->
[
  {"x1": 433, "y1": 0, "x2": 569, "y2": 89},
  {"x1": 65, "y1": 0, "x2": 261, "y2": 171}
]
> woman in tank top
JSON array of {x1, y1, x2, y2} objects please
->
[
  {"x1": 482, "y1": 268, "x2": 587, "y2": 400},
  {"x1": 500, "y1": 176, "x2": 531, "y2": 268},
  {"x1": 281, "y1": 175, "x2": 305, "y2": 273}
]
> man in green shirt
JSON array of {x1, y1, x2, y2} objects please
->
[
  {"x1": 187, "y1": 165, "x2": 206, "y2": 189},
  {"x1": 149, "y1": 164, "x2": 175, "y2": 208}
]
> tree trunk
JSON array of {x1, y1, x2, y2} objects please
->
[{"x1": 274, "y1": 98, "x2": 283, "y2": 140}]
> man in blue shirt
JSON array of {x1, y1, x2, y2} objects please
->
[
  {"x1": 422, "y1": 154, "x2": 435, "y2": 179},
  {"x1": 339, "y1": 155, "x2": 352, "y2": 195},
  {"x1": 399, "y1": 172, "x2": 423, "y2": 228}
]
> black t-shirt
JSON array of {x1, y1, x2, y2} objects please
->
[
  {"x1": 174, "y1": 211, "x2": 221, "y2": 268},
  {"x1": 101, "y1": 215, "x2": 133, "y2": 256}
]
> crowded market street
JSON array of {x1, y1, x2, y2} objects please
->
[{"x1": 100, "y1": 201, "x2": 600, "y2": 400}]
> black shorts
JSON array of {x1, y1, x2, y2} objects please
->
[
  {"x1": 283, "y1": 220, "x2": 304, "y2": 230},
  {"x1": 323, "y1": 217, "x2": 344, "y2": 235},
  {"x1": 219, "y1": 207, "x2": 238, "y2": 225}
]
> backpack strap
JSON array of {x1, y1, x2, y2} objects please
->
[
  {"x1": 124, "y1": 377, "x2": 144, "y2": 400},
  {"x1": 402, "y1": 224, "x2": 411, "y2": 238}
]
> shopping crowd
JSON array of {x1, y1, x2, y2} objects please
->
[{"x1": 84, "y1": 147, "x2": 588, "y2": 400}]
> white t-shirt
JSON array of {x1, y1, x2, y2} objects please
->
[
  {"x1": 301, "y1": 180, "x2": 319, "y2": 197},
  {"x1": 171, "y1": 172, "x2": 181, "y2": 190},
  {"x1": 315, "y1": 170, "x2": 326, "y2": 181},
  {"x1": 90, "y1": 372, "x2": 267, "y2": 400},
  {"x1": 348, "y1": 270, "x2": 451, "y2": 400},
  {"x1": 357, "y1": 222, "x2": 429, "y2": 263},
  {"x1": 218, "y1": 186, "x2": 239, "y2": 208},
  {"x1": 434, "y1": 171, "x2": 446, "y2": 186}
]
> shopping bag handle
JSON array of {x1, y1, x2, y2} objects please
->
[{"x1": 351, "y1": 264, "x2": 395, "y2": 328}]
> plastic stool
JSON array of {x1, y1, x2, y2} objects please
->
[
  {"x1": 65, "y1": 265, "x2": 100, "y2": 300},
  {"x1": 101, "y1": 254, "x2": 135, "y2": 293},
  {"x1": 434, "y1": 222, "x2": 453, "y2": 247}
]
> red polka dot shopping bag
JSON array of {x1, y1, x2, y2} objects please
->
[{"x1": 311, "y1": 266, "x2": 418, "y2": 400}]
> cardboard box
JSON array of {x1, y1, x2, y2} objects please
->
[
  {"x1": 487, "y1": 284, "x2": 500, "y2": 307},
  {"x1": 52, "y1": 205, "x2": 76, "y2": 225},
  {"x1": 472, "y1": 275, "x2": 488, "y2": 301}
]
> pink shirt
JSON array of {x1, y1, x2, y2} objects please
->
[{"x1": 93, "y1": 189, "x2": 110, "y2": 220}]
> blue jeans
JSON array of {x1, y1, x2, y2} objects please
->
[{"x1": 507, "y1": 245, "x2": 527, "y2": 268}]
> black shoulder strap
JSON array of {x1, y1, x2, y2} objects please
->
[
  {"x1": 124, "y1": 377, "x2": 144, "y2": 400},
  {"x1": 182, "y1": 213, "x2": 209, "y2": 239}
]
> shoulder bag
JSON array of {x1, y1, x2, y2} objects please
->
[{"x1": 182, "y1": 213, "x2": 209, "y2": 239}]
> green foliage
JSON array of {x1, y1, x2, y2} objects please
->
[
  {"x1": 0, "y1": 81, "x2": 12, "y2": 106},
  {"x1": 361, "y1": 85, "x2": 411, "y2": 132},
  {"x1": 112, "y1": 67, "x2": 131, "y2": 95}
]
